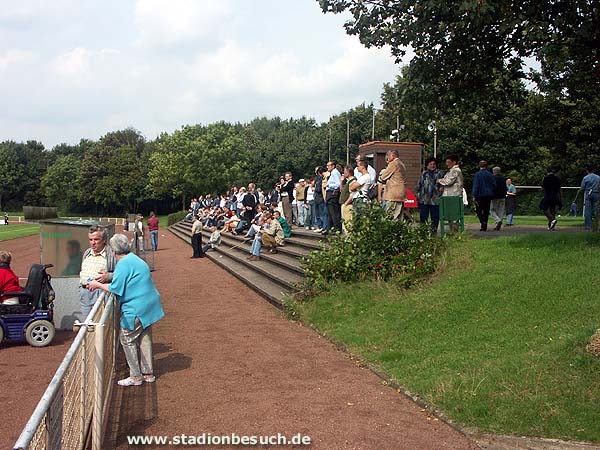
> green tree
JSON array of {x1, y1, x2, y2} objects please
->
[
  {"x1": 41, "y1": 155, "x2": 82, "y2": 211},
  {"x1": 0, "y1": 142, "x2": 26, "y2": 210}
]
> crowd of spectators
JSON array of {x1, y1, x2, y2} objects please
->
[
  {"x1": 184, "y1": 150, "x2": 416, "y2": 260},
  {"x1": 183, "y1": 152, "x2": 599, "y2": 261}
]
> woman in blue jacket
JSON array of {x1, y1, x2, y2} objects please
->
[{"x1": 88, "y1": 234, "x2": 164, "y2": 387}]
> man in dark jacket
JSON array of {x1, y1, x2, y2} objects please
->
[
  {"x1": 541, "y1": 168, "x2": 562, "y2": 230},
  {"x1": 490, "y1": 166, "x2": 507, "y2": 231},
  {"x1": 472, "y1": 160, "x2": 496, "y2": 231},
  {"x1": 234, "y1": 183, "x2": 258, "y2": 235}
]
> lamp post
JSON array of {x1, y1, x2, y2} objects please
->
[
  {"x1": 428, "y1": 121, "x2": 437, "y2": 159},
  {"x1": 346, "y1": 118, "x2": 350, "y2": 165},
  {"x1": 390, "y1": 116, "x2": 405, "y2": 142}
]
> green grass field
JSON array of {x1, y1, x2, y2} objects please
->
[
  {"x1": 298, "y1": 233, "x2": 600, "y2": 442},
  {"x1": 463, "y1": 214, "x2": 583, "y2": 227},
  {"x1": 0, "y1": 224, "x2": 40, "y2": 241}
]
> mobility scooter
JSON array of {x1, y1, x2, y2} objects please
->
[{"x1": 0, "y1": 264, "x2": 56, "y2": 347}]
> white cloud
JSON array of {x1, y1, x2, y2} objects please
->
[
  {"x1": 134, "y1": 0, "x2": 233, "y2": 47},
  {"x1": 0, "y1": 0, "x2": 404, "y2": 148},
  {"x1": 0, "y1": 49, "x2": 35, "y2": 72}
]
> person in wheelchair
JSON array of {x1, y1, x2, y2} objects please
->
[{"x1": 0, "y1": 251, "x2": 24, "y2": 305}]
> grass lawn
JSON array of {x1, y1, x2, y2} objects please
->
[
  {"x1": 463, "y1": 214, "x2": 583, "y2": 227},
  {"x1": 0, "y1": 223, "x2": 40, "y2": 241},
  {"x1": 299, "y1": 233, "x2": 600, "y2": 442}
]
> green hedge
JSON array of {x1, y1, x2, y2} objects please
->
[
  {"x1": 167, "y1": 210, "x2": 188, "y2": 226},
  {"x1": 302, "y1": 204, "x2": 442, "y2": 294}
]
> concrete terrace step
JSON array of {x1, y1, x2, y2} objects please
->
[
  {"x1": 168, "y1": 219, "x2": 323, "y2": 307},
  {"x1": 169, "y1": 222, "x2": 309, "y2": 270},
  {"x1": 168, "y1": 224, "x2": 291, "y2": 307}
]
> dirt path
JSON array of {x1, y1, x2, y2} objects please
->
[{"x1": 103, "y1": 231, "x2": 476, "y2": 449}]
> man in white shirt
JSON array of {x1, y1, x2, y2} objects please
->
[
  {"x1": 351, "y1": 160, "x2": 372, "y2": 207},
  {"x1": 324, "y1": 161, "x2": 342, "y2": 234}
]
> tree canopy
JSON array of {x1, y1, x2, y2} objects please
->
[{"x1": 3, "y1": 1, "x2": 598, "y2": 213}]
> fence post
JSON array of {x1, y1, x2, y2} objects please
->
[
  {"x1": 80, "y1": 338, "x2": 86, "y2": 449},
  {"x1": 92, "y1": 320, "x2": 105, "y2": 450}
]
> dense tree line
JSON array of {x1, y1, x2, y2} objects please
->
[{"x1": 1, "y1": 1, "x2": 597, "y2": 214}]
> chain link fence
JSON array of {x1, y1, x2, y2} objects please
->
[{"x1": 13, "y1": 292, "x2": 118, "y2": 450}]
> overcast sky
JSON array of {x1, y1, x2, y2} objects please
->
[{"x1": 0, "y1": 0, "x2": 403, "y2": 149}]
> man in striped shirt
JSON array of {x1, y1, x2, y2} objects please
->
[{"x1": 79, "y1": 225, "x2": 115, "y2": 319}]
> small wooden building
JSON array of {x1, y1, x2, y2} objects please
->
[{"x1": 358, "y1": 141, "x2": 424, "y2": 191}]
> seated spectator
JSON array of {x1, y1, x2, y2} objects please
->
[
  {"x1": 202, "y1": 226, "x2": 222, "y2": 253},
  {"x1": 0, "y1": 250, "x2": 24, "y2": 305},
  {"x1": 244, "y1": 204, "x2": 265, "y2": 240},
  {"x1": 247, "y1": 217, "x2": 265, "y2": 261},
  {"x1": 261, "y1": 212, "x2": 284, "y2": 254},
  {"x1": 273, "y1": 210, "x2": 291, "y2": 239},
  {"x1": 221, "y1": 212, "x2": 241, "y2": 233}
]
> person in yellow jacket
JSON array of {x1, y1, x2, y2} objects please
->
[{"x1": 378, "y1": 149, "x2": 407, "y2": 221}]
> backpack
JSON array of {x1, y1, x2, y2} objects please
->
[{"x1": 366, "y1": 184, "x2": 378, "y2": 200}]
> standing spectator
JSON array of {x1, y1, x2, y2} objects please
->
[
  {"x1": 269, "y1": 184, "x2": 280, "y2": 210},
  {"x1": 295, "y1": 179, "x2": 307, "y2": 227},
  {"x1": 134, "y1": 214, "x2": 145, "y2": 252},
  {"x1": 490, "y1": 166, "x2": 507, "y2": 231},
  {"x1": 505, "y1": 178, "x2": 517, "y2": 226},
  {"x1": 340, "y1": 165, "x2": 356, "y2": 235},
  {"x1": 314, "y1": 167, "x2": 327, "y2": 232},
  {"x1": 305, "y1": 178, "x2": 316, "y2": 230},
  {"x1": 540, "y1": 167, "x2": 562, "y2": 231},
  {"x1": 350, "y1": 160, "x2": 371, "y2": 210},
  {"x1": 438, "y1": 154, "x2": 463, "y2": 197},
  {"x1": 87, "y1": 233, "x2": 164, "y2": 387},
  {"x1": 234, "y1": 183, "x2": 258, "y2": 235},
  {"x1": 354, "y1": 156, "x2": 377, "y2": 198},
  {"x1": 580, "y1": 165, "x2": 600, "y2": 231},
  {"x1": 229, "y1": 187, "x2": 238, "y2": 215},
  {"x1": 190, "y1": 215, "x2": 205, "y2": 258},
  {"x1": 416, "y1": 157, "x2": 442, "y2": 233},
  {"x1": 79, "y1": 225, "x2": 116, "y2": 319},
  {"x1": 325, "y1": 161, "x2": 342, "y2": 233},
  {"x1": 472, "y1": 161, "x2": 496, "y2": 231},
  {"x1": 280, "y1": 172, "x2": 295, "y2": 225},
  {"x1": 147, "y1": 211, "x2": 159, "y2": 251},
  {"x1": 377, "y1": 150, "x2": 407, "y2": 221}
]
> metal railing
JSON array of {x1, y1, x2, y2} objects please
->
[{"x1": 13, "y1": 292, "x2": 118, "y2": 450}]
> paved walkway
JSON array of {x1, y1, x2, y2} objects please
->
[{"x1": 103, "y1": 231, "x2": 476, "y2": 449}]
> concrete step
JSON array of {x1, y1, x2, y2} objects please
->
[
  {"x1": 170, "y1": 221, "x2": 321, "y2": 264},
  {"x1": 169, "y1": 219, "x2": 321, "y2": 307},
  {"x1": 169, "y1": 225, "x2": 291, "y2": 307},
  {"x1": 214, "y1": 237, "x2": 304, "y2": 275}
]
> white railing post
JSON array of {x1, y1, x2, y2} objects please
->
[
  {"x1": 92, "y1": 321, "x2": 105, "y2": 450},
  {"x1": 80, "y1": 338, "x2": 86, "y2": 449}
]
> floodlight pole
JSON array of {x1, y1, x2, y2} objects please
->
[
  {"x1": 372, "y1": 108, "x2": 375, "y2": 141},
  {"x1": 346, "y1": 118, "x2": 350, "y2": 165},
  {"x1": 434, "y1": 127, "x2": 437, "y2": 159}
]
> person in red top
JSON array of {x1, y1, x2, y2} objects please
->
[
  {"x1": 147, "y1": 211, "x2": 160, "y2": 251},
  {"x1": 0, "y1": 250, "x2": 23, "y2": 305}
]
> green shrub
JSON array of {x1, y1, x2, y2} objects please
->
[
  {"x1": 301, "y1": 204, "x2": 442, "y2": 293},
  {"x1": 167, "y1": 210, "x2": 188, "y2": 226}
]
